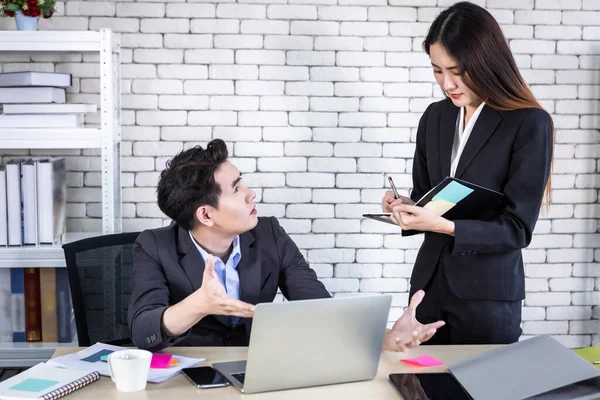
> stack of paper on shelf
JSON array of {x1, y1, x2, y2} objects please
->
[{"x1": 0, "y1": 71, "x2": 97, "y2": 128}]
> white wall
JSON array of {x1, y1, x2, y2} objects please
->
[{"x1": 0, "y1": 0, "x2": 598, "y2": 347}]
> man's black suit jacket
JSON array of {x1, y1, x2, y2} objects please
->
[
  {"x1": 128, "y1": 217, "x2": 331, "y2": 351},
  {"x1": 406, "y1": 98, "x2": 553, "y2": 302}
]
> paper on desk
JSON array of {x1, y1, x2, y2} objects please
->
[
  {"x1": 401, "y1": 354, "x2": 444, "y2": 367},
  {"x1": 46, "y1": 342, "x2": 205, "y2": 383},
  {"x1": 573, "y1": 346, "x2": 600, "y2": 370},
  {"x1": 99, "y1": 353, "x2": 181, "y2": 367}
]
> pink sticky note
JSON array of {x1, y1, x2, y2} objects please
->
[
  {"x1": 150, "y1": 354, "x2": 173, "y2": 369},
  {"x1": 401, "y1": 355, "x2": 444, "y2": 367}
]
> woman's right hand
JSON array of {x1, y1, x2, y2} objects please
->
[{"x1": 382, "y1": 190, "x2": 415, "y2": 212}]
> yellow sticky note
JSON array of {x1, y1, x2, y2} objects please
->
[{"x1": 573, "y1": 345, "x2": 600, "y2": 369}]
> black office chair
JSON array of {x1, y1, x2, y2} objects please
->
[{"x1": 62, "y1": 232, "x2": 141, "y2": 347}]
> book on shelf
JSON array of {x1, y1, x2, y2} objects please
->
[
  {"x1": 0, "y1": 167, "x2": 6, "y2": 247},
  {"x1": 1, "y1": 103, "x2": 96, "y2": 115},
  {"x1": 0, "y1": 362, "x2": 100, "y2": 400},
  {"x1": 37, "y1": 158, "x2": 67, "y2": 246},
  {"x1": 5, "y1": 160, "x2": 23, "y2": 247},
  {"x1": 0, "y1": 71, "x2": 72, "y2": 88},
  {"x1": 24, "y1": 268, "x2": 42, "y2": 342},
  {"x1": 0, "y1": 88, "x2": 65, "y2": 104},
  {"x1": 10, "y1": 268, "x2": 25, "y2": 342},
  {"x1": 0, "y1": 269, "x2": 11, "y2": 342},
  {"x1": 55, "y1": 268, "x2": 76, "y2": 344},
  {"x1": 21, "y1": 160, "x2": 38, "y2": 246},
  {"x1": 40, "y1": 268, "x2": 58, "y2": 343},
  {"x1": 0, "y1": 114, "x2": 83, "y2": 128}
]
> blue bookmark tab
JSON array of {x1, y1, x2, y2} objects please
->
[
  {"x1": 81, "y1": 349, "x2": 114, "y2": 363},
  {"x1": 432, "y1": 180, "x2": 474, "y2": 204}
]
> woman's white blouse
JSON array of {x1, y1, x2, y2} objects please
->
[{"x1": 450, "y1": 101, "x2": 486, "y2": 178}]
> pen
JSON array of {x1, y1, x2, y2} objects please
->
[{"x1": 388, "y1": 176, "x2": 400, "y2": 199}]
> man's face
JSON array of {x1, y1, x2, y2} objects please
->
[{"x1": 199, "y1": 160, "x2": 258, "y2": 235}]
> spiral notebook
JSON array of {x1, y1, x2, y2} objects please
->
[{"x1": 0, "y1": 362, "x2": 100, "y2": 400}]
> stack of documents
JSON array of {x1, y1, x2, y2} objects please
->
[{"x1": 47, "y1": 342, "x2": 205, "y2": 383}]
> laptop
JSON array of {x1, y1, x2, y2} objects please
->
[{"x1": 212, "y1": 295, "x2": 392, "y2": 394}]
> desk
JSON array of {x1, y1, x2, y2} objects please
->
[{"x1": 51, "y1": 345, "x2": 497, "y2": 399}]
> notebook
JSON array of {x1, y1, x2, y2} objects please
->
[
  {"x1": 0, "y1": 362, "x2": 100, "y2": 400},
  {"x1": 363, "y1": 177, "x2": 503, "y2": 234}
]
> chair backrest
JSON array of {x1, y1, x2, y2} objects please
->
[{"x1": 62, "y1": 232, "x2": 141, "y2": 346}]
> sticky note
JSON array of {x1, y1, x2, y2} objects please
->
[
  {"x1": 10, "y1": 378, "x2": 59, "y2": 392},
  {"x1": 423, "y1": 199, "x2": 456, "y2": 216},
  {"x1": 169, "y1": 358, "x2": 180, "y2": 367},
  {"x1": 432, "y1": 181, "x2": 474, "y2": 205},
  {"x1": 81, "y1": 349, "x2": 113, "y2": 363},
  {"x1": 100, "y1": 354, "x2": 109, "y2": 362},
  {"x1": 401, "y1": 355, "x2": 444, "y2": 367},
  {"x1": 151, "y1": 354, "x2": 173, "y2": 369},
  {"x1": 573, "y1": 346, "x2": 600, "y2": 370}
]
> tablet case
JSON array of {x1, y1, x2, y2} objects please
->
[
  {"x1": 414, "y1": 177, "x2": 503, "y2": 222},
  {"x1": 363, "y1": 177, "x2": 504, "y2": 234}
]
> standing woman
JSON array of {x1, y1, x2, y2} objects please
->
[{"x1": 381, "y1": 1, "x2": 553, "y2": 345}]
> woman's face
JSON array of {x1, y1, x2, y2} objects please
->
[{"x1": 429, "y1": 43, "x2": 482, "y2": 110}]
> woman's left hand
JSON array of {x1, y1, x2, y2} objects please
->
[{"x1": 390, "y1": 204, "x2": 455, "y2": 235}]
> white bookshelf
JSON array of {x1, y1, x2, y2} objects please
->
[
  {"x1": 0, "y1": 31, "x2": 111, "y2": 52},
  {"x1": 0, "y1": 341, "x2": 78, "y2": 368},
  {"x1": 0, "y1": 128, "x2": 104, "y2": 149},
  {"x1": 0, "y1": 29, "x2": 122, "y2": 365},
  {"x1": 0, "y1": 232, "x2": 99, "y2": 268}
]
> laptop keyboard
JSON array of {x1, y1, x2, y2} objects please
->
[{"x1": 231, "y1": 373, "x2": 246, "y2": 384}]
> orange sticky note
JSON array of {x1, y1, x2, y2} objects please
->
[
  {"x1": 401, "y1": 355, "x2": 444, "y2": 367},
  {"x1": 168, "y1": 358, "x2": 180, "y2": 367}
]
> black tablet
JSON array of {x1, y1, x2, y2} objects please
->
[
  {"x1": 362, "y1": 213, "x2": 398, "y2": 226},
  {"x1": 389, "y1": 373, "x2": 472, "y2": 400}
]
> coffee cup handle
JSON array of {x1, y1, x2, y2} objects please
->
[{"x1": 107, "y1": 355, "x2": 116, "y2": 383}]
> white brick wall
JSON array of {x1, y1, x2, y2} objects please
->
[{"x1": 2, "y1": 0, "x2": 598, "y2": 346}]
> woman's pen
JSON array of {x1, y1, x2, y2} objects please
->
[{"x1": 388, "y1": 176, "x2": 400, "y2": 199}]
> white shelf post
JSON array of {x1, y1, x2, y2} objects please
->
[{"x1": 100, "y1": 29, "x2": 122, "y2": 234}]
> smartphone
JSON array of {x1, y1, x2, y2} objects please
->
[
  {"x1": 181, "y1": 366, "x2": 230, "y2": 389},
  {"x1": 389, "y1": 373, "x2": 472, "y2": 400}
]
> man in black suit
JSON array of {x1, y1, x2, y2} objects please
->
[{"x1": 128, "y1": 139, "x2": 444, "y2": 352}]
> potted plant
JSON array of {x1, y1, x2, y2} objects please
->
[{"x1": 1, "y1": 0, "x2": 56, "y2": 31}]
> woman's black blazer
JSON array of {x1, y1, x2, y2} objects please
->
[{"x1": 407, "y1": 98, "x2": 553, "y2": 301}]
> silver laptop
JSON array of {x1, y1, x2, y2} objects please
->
[{"x1": 212, "y1": 295, "x2": 392, "y2": 394}]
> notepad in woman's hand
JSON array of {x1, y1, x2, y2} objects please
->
[
  {"x1": 363, "y1": 177, "x2": 504, "y2": 235},
  {"x1": 0, "y1": 362, "x2": 100, "y2": 400},
  {"x1": 414, "y1": 177, "x2": 503, "y2": 219}
]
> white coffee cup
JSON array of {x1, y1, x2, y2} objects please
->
[{"x1": 108, "y1": 349, "x2": 152, "y2": 392}]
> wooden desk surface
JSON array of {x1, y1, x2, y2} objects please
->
[{"x1": 52, "y1": 345, "x2": 497, "y2": 399}]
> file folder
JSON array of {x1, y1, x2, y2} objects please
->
[{"x1": 447, "y1": 335, "x2": 600, "y2": 400}]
